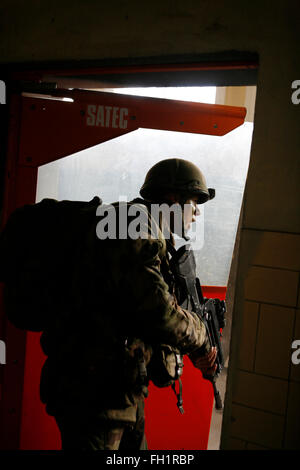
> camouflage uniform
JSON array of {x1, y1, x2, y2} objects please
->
[{"x1": 39, "y1": 200, "x2": 208, "y2": 450}]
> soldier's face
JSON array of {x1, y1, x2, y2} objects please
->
[
  {"x1": 163, "y1": 193, "x2": 201, "y2": 237},
  {"x1": 183, "y1": 197, "x2": 201, "y2": 231}
]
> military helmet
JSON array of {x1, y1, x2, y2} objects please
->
[{"x1": 140, "y1": 158, "x2": 215, "y2": 204}]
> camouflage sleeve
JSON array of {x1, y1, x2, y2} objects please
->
[{"x1": 123, "y1": 234, "x2": 209, "y2": 355}]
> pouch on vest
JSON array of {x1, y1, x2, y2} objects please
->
[{"x1": 147, "y1": 344, "x2": 184, "y2": 388}]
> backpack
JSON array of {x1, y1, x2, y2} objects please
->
[{"x1": 0, "y1": 196, "x2": 101, "y2": 331}]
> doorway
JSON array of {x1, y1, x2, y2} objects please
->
[
  {"x1": 32, "y1": 85, "x2": 255, "y2": 449},
  {"x1": 0, "y1": 62, "x2": 257, "y2": 449}
]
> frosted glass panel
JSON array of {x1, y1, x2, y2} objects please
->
[{"x1": 37, "y1": 114, "x2": 252, "y2": 287}]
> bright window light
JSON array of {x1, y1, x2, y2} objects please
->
[{"x1": 102, "y1": 87, "x2": 216, "y2": 104}]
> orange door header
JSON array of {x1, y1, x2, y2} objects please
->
[{"x1": 19, "y1": 88, "x2": 246, "y2": 167}]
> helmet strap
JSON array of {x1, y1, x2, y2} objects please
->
[{"x1": 179, "y1": 198, "x2": 190, "y2": 241}]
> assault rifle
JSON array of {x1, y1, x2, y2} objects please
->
[
  {"x1": 193, "y1": 293, "x2": 226, "y2": 410},
  {"x1": 168, "y1": 243, "x2": 226, "y2": 410}
]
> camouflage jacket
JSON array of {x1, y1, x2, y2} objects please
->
[{"x1": 39, "y1": 199, "x2": 208, "y2": 423}]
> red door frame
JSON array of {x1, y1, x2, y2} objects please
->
[
  {"x1": 9, "y1": 60, "x2": 258, "y2": 83},
  {"x1": 0, "y1": 83, "x2": 245, "y2": 450},
  {"x1": 0, "y1": 94, "x2": 39, "y2": 450}
]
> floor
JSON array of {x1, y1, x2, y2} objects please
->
[{"x1": 207, "y1": 365, "x2": 228, "y2": 450}]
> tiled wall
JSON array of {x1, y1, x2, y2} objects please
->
[{"x1": 226, "y1": 230, "x2": 300, "y2": 449}]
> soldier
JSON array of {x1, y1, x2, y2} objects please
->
[{"x1": 39, "y1": 158, "x2": 217, "y2": 451}]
